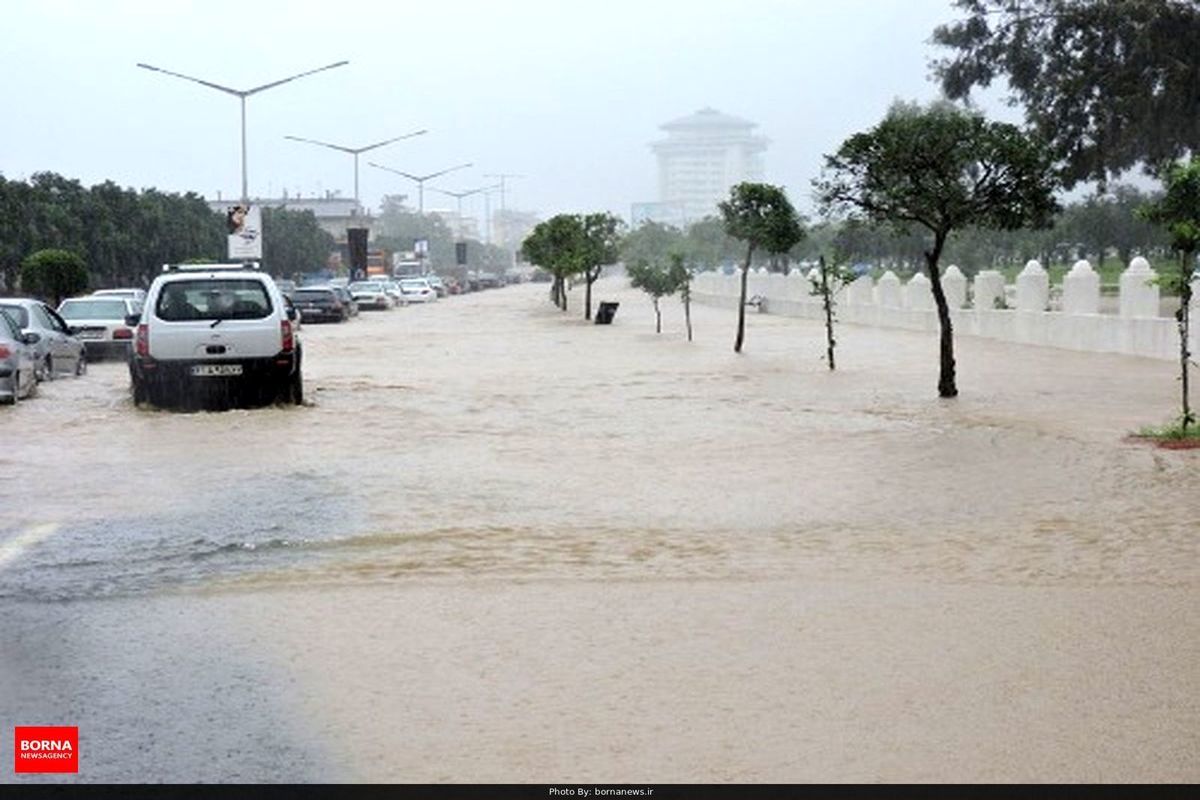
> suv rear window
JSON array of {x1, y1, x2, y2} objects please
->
[{"x1": 156, "y1": 279, "x2": 273, "y2": 322}]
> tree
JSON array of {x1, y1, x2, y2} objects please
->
[
  {"x1": 682, "y1": 216, "x2": 743, "y2": 270},
  {"x1": 21, "y1": 249, "x2": 89, "y2": 306},
  {"x1": 932, "y1": 0, "x2": 1200, "y2": 188},
  {"x1": 521, "y1": 215, "x2": 585, "y2": 311},
  {"x1": 621, "y1": 221, "x2": 686, "y2": 272},
  {"x1": 815, "y1": 100, "x2": 1059, "y2": 397},
  {"x1": 719, "y1": 183, "x2": 805, "y2": 353},
  {"x1": 1139, "y1": 158, "x2": 1200, "y2": 432},
  {"x1": 627, "y1": 259, "x2": 678, "y2": 333},
  {"x1": 668, "y1": 253, "x2": 695, "y2": 342},
  {"x1": 809, "y1": 255, "x2": 857, "y2": 371},
  {"x1": 579, "y1": 212, "x2": 624, "y2": 321},
  {"x1": 261, "y1": 206, "x2": 336, "y2": 280}
]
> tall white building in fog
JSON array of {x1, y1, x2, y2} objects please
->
[{"x1": 632, "y1": 108, "x2": 768, "y2": 228}]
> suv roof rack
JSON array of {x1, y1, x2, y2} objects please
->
[{"x1": 162, "y1": 261, "x2": 261, "y2": 272}]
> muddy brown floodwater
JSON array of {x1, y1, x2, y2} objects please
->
[{"x1": 1, "y1": 276, "x2": 1197, "y2": 783}]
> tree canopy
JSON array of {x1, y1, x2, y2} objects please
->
[
  {"x1": 719, "y1": 182, "x2": 805, "y2": 353},
  {"x1": 521, "y1": 214, "x2": 587, "y2": 310},
  {"x1": 21, "y1": 248, "x2": 89, "y2": 306},
  {"x1": 815, "y1": 100, "x2": 1060, "y2": 396},
  {"x1": 931, "y1": 0, "x2": 1200, "y2": 187}
]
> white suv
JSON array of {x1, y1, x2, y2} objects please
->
[{"x1": 128, "y1": 263, "x2": 303, "y2": 407}]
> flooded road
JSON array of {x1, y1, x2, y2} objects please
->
[{"x1": 2, "y1": 277, "x2": 1197, "y2": 782}]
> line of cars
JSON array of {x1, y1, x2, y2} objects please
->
[
  {"x1": 287, "y1": 275, "x2": 442, "y2": 323},
  {"x1": 0, "y1": 289, "x2": 147, "y2": 404}
]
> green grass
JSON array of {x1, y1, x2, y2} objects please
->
[{"x1": 1134, "y1": 418, "x2": 1200, "y2": 441}]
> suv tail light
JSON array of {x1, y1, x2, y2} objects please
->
[
  {"x1": 0, "y1": 345, "x2": 10, "y2": 360},
  {"x1": 135, "y1": 324, "x2": 149, "y2": 357},
  {"x1": 113, "y1": 327, "x2": 133, "y2": 340},
  {"x1": 280, "y1": 319, "x2": 294, "y2": 353}
]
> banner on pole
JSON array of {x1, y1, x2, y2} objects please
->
[{"x1": 226, "y1": 204, "x2": 263, "y2": 260}]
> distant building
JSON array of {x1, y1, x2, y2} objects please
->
[
  {"x1": 208, "y1": 192, "x2": 373, "y2": 242},
  {"x1": 430, "y1": 208, "x2": 481, "y2": 241},
  {"x1": 632, "y1": 107, "x2": 768, "y2": 227},
  {"x1": 493, "y1": 209, "x2": 540, "y2": 255}
]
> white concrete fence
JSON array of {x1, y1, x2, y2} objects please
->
[{"x1": 691, "y1": 258, "x2": 1200, "y2": 361}]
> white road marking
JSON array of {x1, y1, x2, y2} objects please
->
[{"x1": 0, "y1": 523, "x2": 59, "y2": 570}]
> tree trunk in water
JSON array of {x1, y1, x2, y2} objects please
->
[
  {"x1": 734, "y1": 244, "x2": 754, "y2": 353},
  {"x1": 1179, "y1": 252, "x2": 1193, "y2": 431},
  {"x1": 925, "y1": 234, "x2": 957, "y2": 398},
  {"x1": 585, "y1": 269, "x2": 593, "y2": 320},
  {"x1": 684, "y1": 291, "x2": 693, "y2": 342},
  {"x1": 654, "y1": 297, "x2": 661, "y2": 333},
  {"x1": 820, "y1": 255, "x2": 836, "y2": 371}
]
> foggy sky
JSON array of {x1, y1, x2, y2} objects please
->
[{"x1": 1, "y1": 0, "x2": 1001, "y2": 222}]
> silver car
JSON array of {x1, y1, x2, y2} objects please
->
[
  {"x1": 0, "y1": 308, "x2": 38, "y2": 404},
  {"x1": 0, "y1": 298, "x2": 87, "y2": 380}
]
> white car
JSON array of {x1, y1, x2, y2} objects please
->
[
  {"x1": 348, "y1": 281, "x2": 395, "y2": 310},
  {"x1": 128, "y1": 263, "x2": 303, "y2": 407},
  {"x1": 92, "y1": 288, "x2": 147, "y2": 307},
  {"x1": 56, "y1": 296, "x2": 141, "y2": 360},
  {"x1": 399, "y1": 278, "x2": 438, "y2": 304}
]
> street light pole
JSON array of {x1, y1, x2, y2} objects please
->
[
  {"x1": 368, "y1": 162, "x2": 473, "y2": 214},
  {"x1": 136, "y1": 60, "x2": 349, "y2": 204},
  {"x1": 283, "y1": 130, "x2": 428, "y2": 215},
  {"x1": 427, "y1": 185, "x2": 493, "y2": 238},
  {"x1": 482, "y1": 173, "x2": 524, "y2": 250}
]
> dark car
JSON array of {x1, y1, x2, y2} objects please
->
[
  {"x1": 291, "y1": 286, "x2": 348, "y2": 323},
  {"x1": 329, "y1": 285, "x2": 358, "y2": 317}
]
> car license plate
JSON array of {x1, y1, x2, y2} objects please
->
[
  {"x1": 191, "y1": 364, "x2": 243, "y2": 377},
  {"x1": 77, "y1": 330, "x2": 102, "y2": 339}
]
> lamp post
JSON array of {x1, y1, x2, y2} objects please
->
[
  {"x1": 136, "y1": 60, "x2": 349, "y2": 204},
  {"x1": 283, "y1": 130, "x2": 427, "y2": 215},
  {"x1": 368, "y1": 161, "x2": 473, "y2": 214},
  {"x1": 427, "y1": 185, "x2": 487, "y2": 238},
  {"x1": 483, "y1": 173, "x2": 523, "y2": 251}
]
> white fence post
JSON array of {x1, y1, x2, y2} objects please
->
[
  {"x1": 905, "y1": 273, "x2": 933, "y2": 310},
  {"x1": 1062, "y1": 259, "x2": 1101, "y2": 315},
  {"x1": 875, "y1": 270, "x2": 902, "y2": 307},
  {"x1": 973, "y1": 270, "x2": 1006, "y2": 310},
  {"x1": 1016, "y1": 259, "x2": 1050, "y2": 312},
  {"x1": 942, "y1": 265, "x2": 968, "y2": 309},
  {"x1": 1119, "y1": 256, "x2": 1160, "y2": 318}
]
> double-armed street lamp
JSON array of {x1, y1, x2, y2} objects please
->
[
  {"x1": 283, "y1": 130, "x2": 428, "y2": 215},
  {"x1": 368, "y1": 161, "x2": 474, "y2": 214},
  {"x1": 427, "y1": 185, "x2": 488, "y2": 237},
  {"x1": 135, "y1": 60, "x2": 349, "y2": 204}
]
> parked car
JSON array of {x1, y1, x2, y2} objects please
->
[
  {"x1": 291, "y1": 286, "x2": 348, "y2": 323},
  {"x1": 56, "y1": 296, "x2": 141, "y2": 361},
  {"x1": 375, "y1": 278, "x2": 407, "y2": 307},
  {"x1": 128, "y1": 263, "x2": 303, "y2": 407},
  {"x1": 91, "y1": 288, "x2": 147, "y2": 307},
  {"x1": 0, "y1": 308, "x2": 38, "y2": 405},
  {"x1": 0, "y1": 298, "x2": 87, "y2": 379},
  {"x1": 398, "y1": 277, "x2": 438, "y2": 304},
  {"x1": 330, "y1": 285, "x2": 359, "y2": 317},
  {"x1": 426, "y1": 275, "x2": 448, "y2": 298},
  {"x1": 347, "y1": 281, "x2": 394, "y2": 310},
  {"x1": 273, "y1": 278, "x2": 297, "y2": 299}
]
